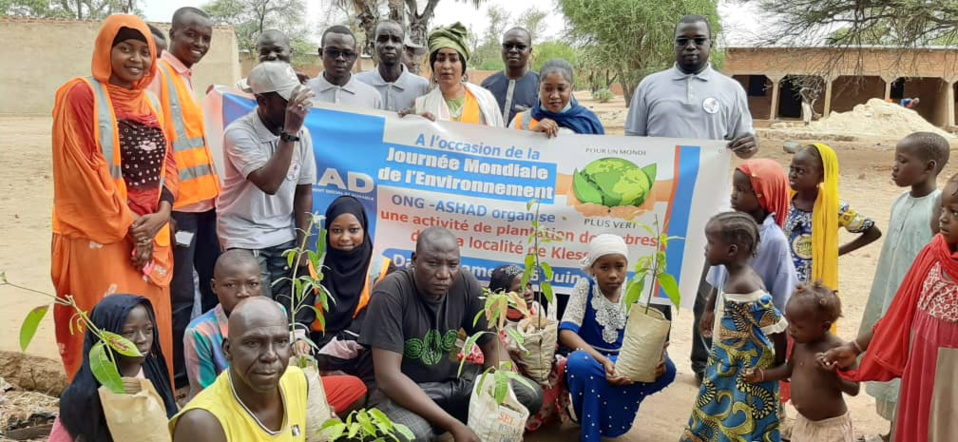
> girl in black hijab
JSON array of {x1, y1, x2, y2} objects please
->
[
  {"x1": 312, "y1": 196, "x2": 393, "y2": 376},
  {"x1": 55, "y1": 294, "x2": 177, "y2": 442}
]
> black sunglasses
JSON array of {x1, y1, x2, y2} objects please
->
[{"x1": 325, "y1": 49, "x2": 358, "y2": 60}]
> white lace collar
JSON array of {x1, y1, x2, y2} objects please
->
[{"x1": 590, "y1": 278, "x2": 627, "y2": 344}]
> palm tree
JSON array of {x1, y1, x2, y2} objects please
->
[{"x1": 340, "y1": 0, "x2": 486, "y2": 55}]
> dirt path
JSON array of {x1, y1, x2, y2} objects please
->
[{"x1": 3, "y1": 109, "x2": 953, "y2": 440}]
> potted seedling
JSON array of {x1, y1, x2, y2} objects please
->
[
  {"x1": 457, "y1": 284, "x2": 536, "y2": 442},
  {"x1": 509, "y1": 200, "x2": 561, "y2": 384},
  {"x1": 276, "y1": 213, "x2": 338, "y2": 442},
  {"x1": 615, "y1": 216, "x2": 683, "y2": 382},
  {"x1": 320, "y1": 409, "x2": 414, "y2": 442}
]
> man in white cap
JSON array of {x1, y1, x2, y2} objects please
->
[
  {"x1": 402, "y1": 36, "x2": 427, "y2": 76},
  {"x1": 216, "y1": 61, "x2": 317, "y2": 328}
]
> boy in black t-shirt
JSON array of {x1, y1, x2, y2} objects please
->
[{"x1": 360, "y1": 227, "x2": 543, "y2": 442}]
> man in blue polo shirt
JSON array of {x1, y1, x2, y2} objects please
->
[{"x1": 625, "y1": 14, "x2": 758, "y2": 384}]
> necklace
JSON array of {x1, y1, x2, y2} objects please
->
[{"x1": 228, "y1": 371, "x2": 287, "y2": 435}]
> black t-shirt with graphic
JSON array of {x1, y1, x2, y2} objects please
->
[{"x1": 359, "y1": 268, "x2": 491, "y2": 384}]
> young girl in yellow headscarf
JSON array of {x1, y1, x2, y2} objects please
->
[{"x1": 786, "y1": 143, "x2": 882, "y2": 290}]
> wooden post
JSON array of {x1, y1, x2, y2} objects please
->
[
  {"x1": 823, "y1": 77, "x2": 834, "y2": 117},
  {"x1": 947, "y1": 79, "x2": 956, "y2": 128},
  {"x1": 768, "y1": 75, "x2": 783, "y2": 121}
]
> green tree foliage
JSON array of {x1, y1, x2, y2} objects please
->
[
  {"x1": 531, "y1": 40, "x2": 577, "y2": 73},
  {"x1": 743, "y1": 0, "x2": 958, "y2": 47},
  {"x1": 1, "y1": 0, "x2": 137, "y2": 19},
  {"x1": 470, "y1": 6, "x2": 552, "y2": 72},
  {"x1": 204, "y1": 0, "x2": 314, "y2": 70},
  {"x1": 559, "y1": 0, "x2": 721, "y2": 106},
  {"x1": 470, "y1": 5, "x2": 509, "y2": 70}
]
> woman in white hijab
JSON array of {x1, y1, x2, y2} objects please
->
[{"x1": 402, "y1": 22, "x2": 504, "y2": 127}]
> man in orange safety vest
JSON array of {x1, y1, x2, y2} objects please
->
[{"x1": 150, "y1": 6, "x2": 221, "y2": 394}]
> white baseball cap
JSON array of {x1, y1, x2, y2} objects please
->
[{"x1": 245, "y1": 61, "x2": 300, "y2": 100}]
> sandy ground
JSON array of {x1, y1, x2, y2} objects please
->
[{"x1": 3, "y1": 95, "x2": 955, "y2": 441}]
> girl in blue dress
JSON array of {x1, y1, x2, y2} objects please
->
[{"x1": 559, "y1": 234, "x2": 676, "y2": 441}]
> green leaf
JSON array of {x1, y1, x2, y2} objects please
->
[
  {"x1": 476, "y1": 370, "x2": 491, "y2": 394},
  {"x1": 356, "y1": 410, "x2": 377, "y2": 436},
  {"x1": 505, "y1": 327, "x2": 527, "y2": 353},
  {"x1": 321, "y1": 418, "x2": 344, "y2": 429},
  {"x1": 526, "y1": 199, "x2": 535, "y2": 211},
  {"x1": 642, "y1": 163, "x2": 658, "y2": 184},
  {"x1": 494, "y1": 372, "x2": 509, "y2": 405},
  {"x1": 285, "y1": 249, "x2": 297, "y2": 269},
  {"x1": 316, "y1": 227, "x2": 327, "y2": 257},
  {"x1": 624, "y1": 277, "x2": 645, "y2": 307},
  {"x1": 90, "y1": 341, "x2": 124, "y2": 394},
  {"x1": 572, "y1": 169, "x2": 603, "y2": 205},
  {"x1": 312, "y1": 309, "x2": 326, "y2": 331},
  {"x1": 472, "y1": 309, "x2": 485, "y2": 327},
  {"x1": 524, "y1": 253, "x2": 536, "y2": 274},
  {"x1": 347, "y1": 422, "x2": 360, "y2": 439},
  {"x1": 540, "y1": 262, "x2": 554, "y2": 281},
  {"x1": 323, "y1": 423, "x2": 346, "y2": 441},
  {"x1": 457, "y1": 332, "x2": 486, "y2": 377},
  {"x1": 657, "y1": 273, "x2": 682, "y2": 307},
  {"x1": 502, "y1": 369, "x2": 536, "y2": 391},
  {"x1": 19, "y1": 305, "x2": 49, "y2": 352},
  {"x1": 308, "y1": 250, "x2": 320, "y2": 275},
  {"x1": 394, "y1": 423, "x2": 415, "y2": 441},
  {"x1": 520, "y1": 264, "x2": 535, "y2": 288},
  {"x1": 369, "y1": 409, "x2": 393, "y2": 432},
  {"x1": 540, "y1": 281, "x2": 554, "y2": 304},
  {"x1": 101, "y1": 331, "x2": 141, "y2": 357}
]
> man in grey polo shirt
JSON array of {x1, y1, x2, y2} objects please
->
[
  {"x1": 356, "y1": 20, "x2": 431, "y2": 112},
  {"x1": 218, "y1": 61, "x2": 317, "y2": 326},
  {"x1": 625, "y1": 14, "x2": 758, "y2": 383},
  {"x1": 307, "y1": 25, "x2": 383, "y2": 109}
]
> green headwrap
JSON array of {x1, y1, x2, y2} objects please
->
[{"x1": 427, "y1": 22, "x2": 471, "y2": 62}]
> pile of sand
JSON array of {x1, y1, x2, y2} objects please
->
[{"x1": 788, "y1": 98, "x2": 955, "y2": 139}]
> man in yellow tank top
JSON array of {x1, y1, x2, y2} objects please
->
[{"x1": 171, "y1": 297, "x2": 309, "y2": 441}]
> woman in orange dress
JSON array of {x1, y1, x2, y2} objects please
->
[{"x1": 51, "y1": 14, "x2": 177, "y2": 380}]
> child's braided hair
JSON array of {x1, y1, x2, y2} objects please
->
[
  {"x1": 795, "y1": 281, "x2": 842, "y2": 323},
  {"x1": 708, "y1": 211, "x2": 761, "y2": 257}
]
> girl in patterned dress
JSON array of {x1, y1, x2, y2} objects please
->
[
  {"x1": 681, "y1": 212, "x2": 788, "y2": 442},
  {"x1": 821, "y1": 173, "x2": 958, "y2": 442}
]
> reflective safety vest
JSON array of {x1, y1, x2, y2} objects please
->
[
  {"x1": 58, "y1": 77, "x2": 174, "y2": 281},
  {"x1": 156, "y1": 61, "x2": 220, "y2": 209},
  {"x1": 512, "y1": 110, "x2": 540, "y2": 131},
  {"x1": 311, "y1": 256, "x2": 392, "y2": 333}
]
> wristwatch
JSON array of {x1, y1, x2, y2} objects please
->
[{"x1": 280, "y1": 131, "x2": 300, "y2": 142}]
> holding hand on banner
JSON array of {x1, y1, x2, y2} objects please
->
[
  {"x1": 532, "y1": 118, "x2": 560, "y2": 138},
  {"x1": 398, "y1": 107, "x2": 437, "y2": 122}
]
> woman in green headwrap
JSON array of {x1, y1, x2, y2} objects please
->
[{"x1": 405, "y1": 22, "x2": 504, "y2": 127}]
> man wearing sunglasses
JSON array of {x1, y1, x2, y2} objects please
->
[
  {"x1": 307, "y1": 25, "x2": 382, "y2": 109},
  {"x1": 480, "y1": 27, "x2": 539, "y2": 125},
  {"x1": 625, "y1": 14, "x2": 759, "y2": 386}
]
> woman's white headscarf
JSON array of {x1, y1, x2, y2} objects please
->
[{"x1": 580, "y1": 234, "x2": 629, "y2": 276}]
